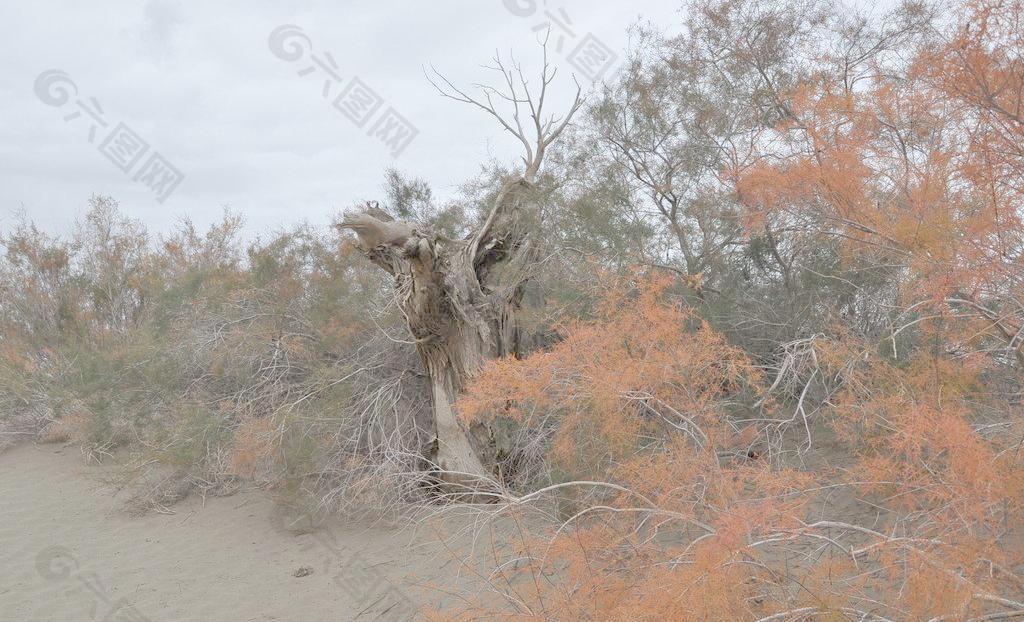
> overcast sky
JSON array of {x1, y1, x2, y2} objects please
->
[{"x1": 2, "y1": 0, "x2": 688, "y2": 239}]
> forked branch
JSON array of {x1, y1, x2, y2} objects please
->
[{"x1": 426, "y1": 31, "x2": 584, "y2": 182}]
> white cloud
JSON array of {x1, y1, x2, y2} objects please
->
[{"x1": 1, "y1": 0, "x2": 682, "y2": 238}]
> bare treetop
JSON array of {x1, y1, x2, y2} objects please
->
[{"x1": 427, "y1": 32, "x2": 584, "y2": 182}]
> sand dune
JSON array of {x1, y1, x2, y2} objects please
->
[{"x1": 0, "y1": 444, "x2": 462, "y2": 621}]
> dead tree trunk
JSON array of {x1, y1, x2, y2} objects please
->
[{"x1": 338, "y1": 44, "x2": 582, "y2": 489}]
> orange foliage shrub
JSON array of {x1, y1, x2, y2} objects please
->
[
  {"x1": 451, "y1": 277, "x2": 824, "y2": 619},
  {"x1": 443, "y1": 0, "x2": 1024, "y2": 613},
  {"x1": 460, "y1": 275, "x2": 761, "y2": 479},
  {"x1": 447, "y1": 276, "x2": 1024, "y2": 620},
  {"x1": 733, "y1": 0, "x2": 1023, "y2": 368}
]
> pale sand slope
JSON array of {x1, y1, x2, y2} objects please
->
[{"x1": 0, "y1": 444, "x2": 473, "y2": 621}]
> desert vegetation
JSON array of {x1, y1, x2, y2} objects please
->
[{"x1": 3, "y1": 0, "x2": 1023, "y2": 618}]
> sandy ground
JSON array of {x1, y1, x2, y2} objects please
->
[{"x1": 0, "y1": 444, "x2": 474, "y2": 621}]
